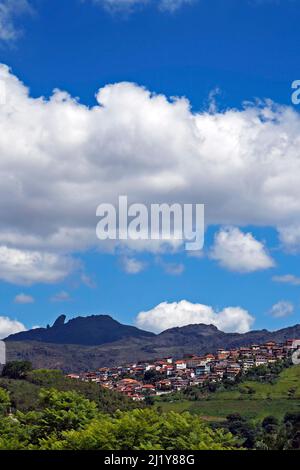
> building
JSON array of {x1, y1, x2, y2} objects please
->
[
  {"x1": 195, "y1": 364, "x2": 211, "y2": 376},
  {"x1": 175, "y1": 360, "x2": 187, "y2": 370},
  {"x1": 185, "y1": 355, "x2": 204, "y2": 368},
  {"x1": 217, "y1": 349, "x2": 230, "y2": 360}
]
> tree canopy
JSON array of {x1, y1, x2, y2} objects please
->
[{"x1": 0, "y1": 388, "x2": 239, "y2": 450}]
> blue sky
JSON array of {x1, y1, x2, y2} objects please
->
[{"x1": 0, "y1": 0, "x2": 300, "y2": 337}]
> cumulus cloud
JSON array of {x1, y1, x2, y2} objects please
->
[
  {"x1": 269, "y1": 301, "x2": 294, "y2": 318},
  {"x1": 1, "y1": 65, "x2": 300, "y2": 284},
  {"x1": 14, "y1": 293, "x2": 35, "y2": 304},
  {"x1": 0, "y1": 246, "x2": 76, "y2": 285},
  {"x1": 210, "y1": 227, "x2": 275, "y2": 273},
  {"x1": 0, "y1": 315, "x2": 26, "y2": 339},
  {"x1": 121, "y1": 256, "x2": 146, "y2": 274},
  {"x1": 0, "y1": 0, "x2": 31, "y2": 41},
  {"x1": 272, "y1": 274, "x2": 300, "y2": 286},
  {"x1": 135, "y1": 300, "x2": 255, "y2": 333}
]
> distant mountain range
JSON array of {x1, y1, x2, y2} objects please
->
[
  {"x1": 5, "y1": 314, "x2": 300, "y2": 372},
  {"x1": 6, "y1": 314, "x2": 154, "y2": 346}
]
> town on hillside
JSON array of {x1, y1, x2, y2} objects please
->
[{"x1": 67, "y1": 339, "x2": 300, "y2": 402}]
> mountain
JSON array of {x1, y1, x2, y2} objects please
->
[
  {"x1": 6, "y1": 314, "x2": 154, "y2": 346},
  {"x1": 155, "y1": 323, "x2": 300, "y2": 353},
  {"x1": 4, "y1": 315, "x2": 300, "y2": 372}
]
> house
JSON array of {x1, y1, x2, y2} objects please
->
[
  {"x1": 217, "y1": 349, "x2": 230, "y2": 360},
  {"x1": 185, "y1": 355, "x2": 204, "y2": 368},
  {"x1": 264, "y1": 341, "x2": 276, "y2": 350},
  {"x1": 239, "y1": 347, "x2": 252, "y2": 358},
  {"x1": 131, "y1": 394, "x2": 145, "y2": 402},
  {"x1": 175, "y1": 360, "x2": 187, "y2": 370},
  {"x1": 291, "y1": 339, "x2": 300, "y2": 350},
  {"x1": 173, "y1": 379, "x2": 189, "y2": 391},
  {"x1": 157, "y1": 379, "x2": 172, "y2": 391},
  {"x1": 141, "y1": 384, "x2": 156, "y2": 395},
  {"x1": 204, "y1": 354, "x2": 215, "y2": 362},
  {"x1": 226, "y1": 363, "x2": 241, "y2": 379},
  {"x1": 67, "y1": 374, "x2": 80, "y2": 380},
  {"x1": 164, "y1": 357, "x2": 173, "y2": 364},
  {"x1": 242, "y1": 359, "x2": 255, "y2": 370},
  {"x1": 195, "y1": 364, "x2": 210, "y2": 376},
  {"x1": 214, "y1": 365, "x2": 226, "y2": 378},
  {"x1": 165, "y1": 365, "x2": 175, "y2": 376}
]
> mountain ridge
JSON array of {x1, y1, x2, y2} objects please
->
[
  {"x1": 4, "y1": 314, "x2": 300, "y2": 372},
  {"x1": 6, "y1": 314, "x2": 154, "y2": 346}
]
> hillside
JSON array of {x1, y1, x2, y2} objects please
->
[
  {"x1": 0, "y1": 368, "x2": 140, "y2": 414},
  {"x1": 156, "y1": 365, "x2": 300, "y2": 421},
  {"x1": 5, "y1": 315, "x2": 300, "y2": 372}
]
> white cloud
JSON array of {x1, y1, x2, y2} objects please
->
[
  {"x1": 50, "y1": 291, "x2": 72, "y2": 302},
  {"x1": 0, "y1": 0, "x2": 31, "y2": 41},
  {"x1": 92, "y1": 0, "x2": 147, "y2": 12},
  {"x1": 210, "y1": 227, "x2": 275, "y2": 273},
  {"x1": 91, "y1": 0, "x2": 193, "y2": 13},
  {"x1": 0, "y1": 315, "x2": 26, "y2": 339},
  {"x1": 269, "y1": 301, "x2": 294, "y2": 318},
  {"x1": 135, "y1": 300, "x2": 255, "y2": 333},
  {"x1": 272, "y1": 274, "x2": 300, "y2": 286},
  {"x1": 0, "y1": 246, "x2": 76, "y2": 285},
  {"x1": 278, "y1": 225, "x2": 300, "y2": 252},
  {"x1": 159, "y1": 0, "x2": 194, "y2": 12},
  {"x1": 121, "y1": 256, "x2": 146, "y2": 274},
  {"x1": 1, "y1": 66, "x2": 300, "y2": 285},
  {"x1": 14, "y1": 293, "x2": 35, "y2": 304}
]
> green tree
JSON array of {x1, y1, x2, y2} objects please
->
[
  {"x1": 0, "y1": 388, "x2": 10, "y2": 415},
  {"x1": 2, "y1": 361, "x2": 32, "y2": 379},
  {"x1": 0, "y1": 388, "x2": 99, "y2": 449},
  {"x1": 40, "y1": 409, "x2": 240, "y2": 450},
  {"x1": 23, "y1": 388, "x2": 98, "y2": 439}
]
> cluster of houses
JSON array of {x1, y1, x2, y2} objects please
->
[{"x1": 67, "y1": 338, "x2": 300, "y2": 401}]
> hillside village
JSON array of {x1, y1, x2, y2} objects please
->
[{"x1": 67, "y1": 338, "x2": 300, "y2": 401}]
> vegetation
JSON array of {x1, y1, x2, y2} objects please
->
[
  {"x1": 0, "y1": 367, "x2": 139, "y2": 413},
  {"x1": 1, "y1": 361, "x2": 299, "y2": 450},
  {"x1": 0, "y1": 378, "x2": 239, "y2": 450},
  {"x1": 213, "y1": 412, "x2": 300, "y2": 450},
  {"x1": 154, "y1": 365, "x2": 300, "y2": 449},
  {"x1": 156, "y1": 365, "x2": 300, "y2": 420},
  {"x1": 0, "y1": 388, "x2": 10, "y2": 415},
  {"x1": 1, "y1": 361, "x2": 33, "y2": 379}
]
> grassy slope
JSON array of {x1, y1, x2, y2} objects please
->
[
  {"x1": 155, "y1": 365, "x2": 300, "y2": 421},
  {"x1": 0, "y1": 369, "x2": 141, "y2": 413}
]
